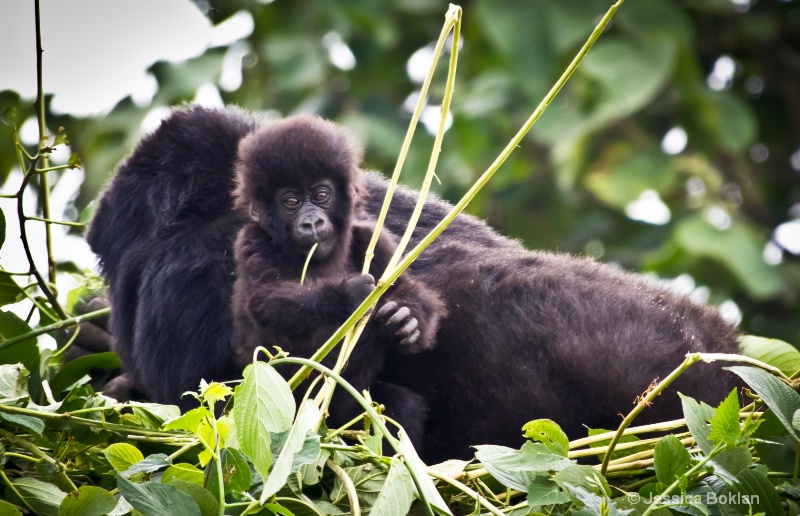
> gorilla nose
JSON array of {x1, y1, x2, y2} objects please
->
[{"x1": 300, "y1": 217, "x2": 329, "y2": 240}]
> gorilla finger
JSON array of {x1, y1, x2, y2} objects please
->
[
  {"x1": 396, "y1": 316, "x2": 419, "y2": 338},
  {"x1": 399, "y1": 329, "x2": 421, "y2": 347},
  {"x1": 376, "y1": 301, "x2": 398, "y2": 321},
  {"x1": 387, "y1": 306, "x2": 411, "y2": 326}
]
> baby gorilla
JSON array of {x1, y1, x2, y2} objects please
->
[{"x1": 231, "y1": 115, "x2": 445, "y2": 439}]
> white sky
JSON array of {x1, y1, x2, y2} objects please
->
[{"x1": 0, "y1": 0, "x2": 252, "y2": 116}]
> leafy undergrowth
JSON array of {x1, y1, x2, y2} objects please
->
[{"x1": 1, "y1": 337, "x2": 800, "y2": 515}]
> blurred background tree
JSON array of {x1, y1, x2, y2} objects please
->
[{"x1": 1, "y1": 0, "x2": 798, "y2": 344}]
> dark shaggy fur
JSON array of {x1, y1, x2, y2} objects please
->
[
  {"x1": 87, "y1": 105, "x2": 741, "y2": 461},
  {"x1": 231, "y1": 117, "x2": 445, "y2": 438}
]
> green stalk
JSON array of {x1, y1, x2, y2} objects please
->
[
  {"x1": 34, "y1": 0, "x2": 57, "y2": 286},
  {"x1": 289, "y1": 0, "x2": 624, "y2": 390},
  {"x1": 642, "y1": 443, "x2": 726, "y2": 516},
  {"x1": 0, "y1": 307, "x2": 109, "y2": 352},
  {"x1": 600, "y1": 353, "x2": 704, "y2": 476}
]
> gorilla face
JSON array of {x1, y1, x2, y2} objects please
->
[{"x1": 274, "y1": 180, "x2": 338, "y2": 259}]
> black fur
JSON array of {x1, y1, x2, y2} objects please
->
[
  {"x1": 87, "y1": 105, "x2": 741, "y2": 461},
  {"x1": 230, "y1": 117, "x2": 445, "y2": 436}
]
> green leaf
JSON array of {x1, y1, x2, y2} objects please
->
[
  {"x1": 674, "y1": 216, "x2": 784, "y2": 300},
  {"x1": 522, "y1": 419, "x2": 569, "y2": 457},
  {"x1": 261, "y1": 400, "x2": 320, "y2": 501},
  {"x1": 0, "y1": 412, "x2": 44, "y2": 435},
  {"x1": 553, "y1": 465, "x2": 611, "y2": 497},
  {"x1": 163, "y1": 406, "x2": 211, "y2": 434},
  {"x1": 130, "y1": 402, "x2": 181, "y2": 429},
  {"x1": 653, "y1": 435, "x2": 692, "y2": 484},
  {"x1": 58, "y1": 486, "x2": 117, "y2": 516},
  {"x1": 370, "y1": 457, "x2": 415, "y2": 516},
  {"x1": 162, "y1": 463, "x2": 205, "y2": 486},
  {"x1": 0, "y1": 499, "x2": 22, "y2": 515},
  {"x1": 0, "y1": 363, "x2": 28, "y2": 399},
  {"x1": 735, "y1": 469, "x2": 784, "y2": 515},
  {"x1": 67, "y1": 153, "x2": 82, "y2": 169},
  {"x1": 206, "y1": 447, "x2": 252, "y2": 499},
  {"x1": 117, "y1": 476, "x2": 200, "y2": 516},
  {"x1": 739, "y1": 335, "x2": 800, "y2": 378},
  {"x1": 397, "y1": 428, "x2": 452, "y2": 515},
  {"x1": 0, "y1": 273, "x2": 25, "y2": 307},
  {"x1": 12, "y1": 478, "x2": 67, "y2": 516},
  {"x1": 726, "y1": 365, "x2": 800, "y2": 440},
  {"x1": 170, "y1": 479, "x2": 219, "y2": 516},
  {"x1": 200, "y1": 381, "x2": 233, "y2": 406},
  {"x1": 679, "y1": 394, "x2": 751, "y2": 481},
  {"x1": 707, "y1": 389, "x2": 741, "y2": 446},
  {"x1": 126, "y1": 454, "x2": 170, "y2": 477},
  {"x1": 103, "y1": 443, "x2": 144, "y2": 472},
  {"x1": 526, "y1": 476, "x2": 570, "y2": 507},
  {"x1": 0, "y1": 311, "x2": 41, "y2": 376},
  {"x1": 234, "y1": 361, "x2": 295, "y2": 485},
  {"x1": 330, "y1": 464, "x2": 387, "y2": 508},
  {"x1": 0, "y1": 209, "x2": 5, "y2": 251},
  {"x1": 49, "y1": 352, "x2": 120, "y2": 395},
  {"x1": 474, "y1": 442, "x2": 574, "y2": 493}
]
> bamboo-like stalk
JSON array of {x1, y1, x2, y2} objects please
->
[{"x1": 289, "y1": 0, "x2": 625, "y2": 391}]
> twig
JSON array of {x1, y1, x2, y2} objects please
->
[{"x1": 328, "y1": 459, "x2": 361, "y2": 516}]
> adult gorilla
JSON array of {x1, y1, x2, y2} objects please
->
[{"x1": 87, "y1": 105, "x2": 740, "y2": 462}]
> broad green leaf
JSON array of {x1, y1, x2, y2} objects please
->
[
  {"x1": 0, "y1": 412, "x2": 44, "y2": 435},
  {"x1": 653, "y1": 435, "x2": 692, "y2": 484},
  {"x1": 126, "y1": 454, "x2": 170, "y2": 477},
  {"x1": 674, "y1": 216, "x2": 784, "y2": 300},
  {"x1": 117, "y1": 476, "x2": 200, "y2": 516},
  {"x1": 234, "y1": 362, "x2": 295, "y2": 485},
  {"x1": 679, "y1": 394, "x2": 751, "y2": 481},
  {"x1": 707, "y1": 389, "x2": 741, "y2": 446},
  {"x1": 130, "y1": 402, "x2": 181, "y2": 429},
  {"x1": 162, "y1": 464, "x2": 204, "y2": 486},
  {"x1": 223, "y1": 448, "x2": 252, "y2": 494},
  {"x1": 58, "y1": 486, "x2": 117, "y2": 516},
  {"x1": 0, "y1": 273, "x2": 24, "y2": 307},
  {"x1": 739, "y1": 335, "x2": 800, "y2": 378},
  {"x1": 727, "y1": 365, "x2": 800, "y2": 440},
  {"x1": 261, "y1": 400, "x2": 320, "y2": 502},
  {"x1": 12, "y1": 478, "x2": 67, "y2": 516},
  {"x1": 0, "y1": 311, "x2": 41, "y2": 376},
  {"x1": 300, "y1": 448, "x2": 330, "y2": 487},
  {"x1": 562, "y1": 484, "x2": 630, "y2": 516},
  {"x1": 370, "y1": 457, "x2": 415, "y2": 516},
  {"x1": 103, "y1": 443, "x2": 144, "y2": 472},
  {"x1": 522, "y1": 419, "x2": 569, "y2": 457},
  {"x1": 164, "y1": 406, "x2": 211, "y2": 434},
  {"x1": 585, "y1": 146, "x2": 679, "y2": 210},
  {"x1": 170, "y1": 479, "x2": 219, "y2": 516},
  {"x1": 526, "y1": 476, "x2": 570, "y2": 507},
  {"x1": 0, "y1": 363, "x2": 27, "y2": 399},
  {"x1": 553, "y1": 465, "x2": 611, "y2": 497},
  {"x1": 397, "y1": 428, "x2": 452, "y2": 515},
  {"x1": 0, "y1": 499, "x2": 21, "y2": 515},
  {"x1": 474, "y1": 442, "x2": 573, "y2": 493},
  {"x1": 49, "y1": 352, "x2": 120, "y2": 395},
  {"x1": 735, "y1": 469, "x2": 784, "y2": 515},
  {"x1": 330, "y1": 464, "x2": 387, "y2": 508}
]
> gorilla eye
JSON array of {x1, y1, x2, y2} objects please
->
[
  {"x1": 283, "y1": 196, "x2": 301, "y2": 209},
  {"x1": 313, "y1": 189, "x2": 330, "y2": 203}
]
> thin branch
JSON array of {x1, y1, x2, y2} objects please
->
[
  {"x1": 0, "y1": 307, "x2": 109, "y2": 351},
  {"x1": 25, "y1": 215, "x2": 85, "y2": 228}
]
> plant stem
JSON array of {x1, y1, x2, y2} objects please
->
[
  {"x1": 25, "y1": 215, "x2": 85, "y2": 228},
  {"x1": 289, "y1": 0, "x2": 621, "y2": 390},
  {"x1": 328, "y1": 459, "x2": 361, "y2": 516},
  {"x1": 34, "y1": 0, "x2": 57, "y2": 286},
  {"x1": 600, "y1": 353, "x2": 704, "y2": 476},
  {"x1": 642, "y1": 443, "x2": 725, "y2": 516},
  {"x1": 0, "y1": 307, "x2": 109, "y2": 352},
  {"x1": 273, "y1": 357, "x2": 435, "y2": 516},
  {"x1": 0, "y1": 427, "x2": 77, "y2": 492},
  {"x1": 0, "y1": 470, "x2": 36, "y2": 514}
]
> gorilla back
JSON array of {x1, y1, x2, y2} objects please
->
[{"x1": 88, "y1": 105, "x2": 741, "y2": 460}]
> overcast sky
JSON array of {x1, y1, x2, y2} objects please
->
[{"x1": 0, "y1": 0, "x2": 251, "y2": 116}]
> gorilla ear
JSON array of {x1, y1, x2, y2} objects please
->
[{"x1": 248, "y1": 203, "x2": 260, "y2": 222}]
